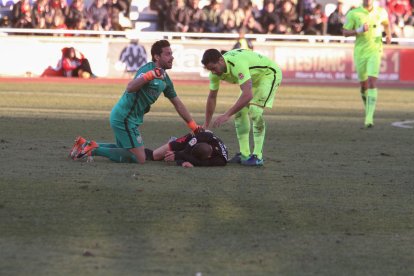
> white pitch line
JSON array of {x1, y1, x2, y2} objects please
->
[{"x1": 391, "y1": 120, "x2": 414, "y2": 129}]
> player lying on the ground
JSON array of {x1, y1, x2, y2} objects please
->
[{"x1": 146, "y1": 130, "x2": 228, "y2": 167}]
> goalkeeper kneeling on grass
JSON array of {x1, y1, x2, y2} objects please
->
[
  {"x1": 146, "y1": 130, "x2": 228, "y2": 167},
  {"x1": 68, "y1": 40, "x2": 202, "y2": 163}
]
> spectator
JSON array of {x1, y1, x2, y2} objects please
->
[
  {"x1": 202, "y1": 0, "x2": 224, "y2": 32},
  {"x1": 47, "y1": 0, "x2": 68, "y2": 27},
  {"x1": 165, "y1": 0, "x2": 189, "y2": 32},
  {"x1": 50, "y1": 9, "x2": 68, "y2": 33},
  {"x1": 106, "y1": 0, "x2": 128, "y2": 15},
  {"x1": 277, "y1": 0, "x2": 303, "y2": 34},
  {"x1": 303, "y1": 3, "x2": 326, "y2": 35},
  {"x1": 73, "y1": 17, "x2": 87, "y2": 32},
  {"x1": 220, "y1": 0, "x2": 245, "y2": 32},
  {"x1": 260, "y1": 0, "x2": 280, "y2": 34},
  {"x1": 242, "y1": 1, "x2": 264, "y2": 33},
  {"x1": 150, "y1": 0, "x2": 173, "y2": 31},
  {"x1": 221, "y1": 13, "x2": 238, "y2": 32},
  {"x1": 297, "y1": 0, "x2": 317, "y2": 19},
  {"x1": 327, "y1": 0, "x2": 345, "y2": 35},
  {"x1": 12, "y1": 0, "x2": 33, "y2": 28},
  {"x1": 65, "y1": 0, "x2": 88, "y2": 29},
  {"x1": 387, "y1": 0, "x2": 412, "y2": 37},
  {"x1": 87, "y1": 0, "x2": 110, "y2": 30},
  {"x1": 186, "y1": 0, "x2": 207, "y2": 33},
  {"x1": 105, "y1": 0, "x2": 130, "y2": 30},
  {"x1": 48, "y1": 0, "x2": 68, "y2": 13},
  {"x1": 0, "y1": 15, "x2": 11, "y2": 27},
  {"x1": 31, "y1": 0, "x2": 50, "y2": 28},
  {"x1": 59, "y1": 47, "x2": 96, "y2": 78}
]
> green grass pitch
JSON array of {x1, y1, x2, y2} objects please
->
[{"x1": 0, "y1": 79, "x2": 413, "y2": 275}]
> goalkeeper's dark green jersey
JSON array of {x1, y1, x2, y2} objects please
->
[{"x1": 110, "y1": 62, "x2": 177, "y2": 126}]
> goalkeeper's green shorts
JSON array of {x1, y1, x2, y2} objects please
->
[{"x1": 110, "y1": 120, "x2": 144, "y2": 149}]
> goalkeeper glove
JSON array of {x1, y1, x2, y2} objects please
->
[
  {"x1": 187, "y1": 120, "x2": 204, "y2": 134},
  {"x1": 143, "y1": 67, "x2": 165, "y2": 82}
]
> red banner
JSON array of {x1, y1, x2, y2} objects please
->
[
  {"x1": 399, "y1": 49, "x2": 414, "y2": 81},
  {"x1": 274, "y1": 46, "x2": 401, "y2": 82}
]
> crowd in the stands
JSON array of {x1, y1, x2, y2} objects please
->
[{"x1": 0, "y1": 0, "x2": 413, "y2": 38}]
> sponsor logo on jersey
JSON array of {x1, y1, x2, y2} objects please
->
[{"x1": 238, "y1": 73, "x2": 244, "y2": 80}]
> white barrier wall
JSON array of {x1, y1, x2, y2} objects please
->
[{"x1": 0, "y1": 35, "x2": 413, "y2": 83}]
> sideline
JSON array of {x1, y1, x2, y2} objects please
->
[{"x1": 391, "y1": 120, "x2": 414, "y2": 129}]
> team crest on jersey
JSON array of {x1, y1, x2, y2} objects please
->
[
  {"x1": 238, "y1": 73, "x2": 244, "y2": 80},
  {"x1": 136, "y1": 135, "x2": 143, "y2": 144},
  {"x1": 188, "y1": 138, "x2": 197, "y2": 146}
]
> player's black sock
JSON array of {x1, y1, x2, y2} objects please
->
[{"x1": 145, "y1": 148, "x2": 154, "y2": 160}]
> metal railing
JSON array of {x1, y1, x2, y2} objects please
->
[{"x1": 1, "y1": 28, "x2": 414, "y2": 44}]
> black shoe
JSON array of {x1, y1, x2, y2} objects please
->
[{"x1": 229, "y1": 152, "x2": 242, "y2": 164}]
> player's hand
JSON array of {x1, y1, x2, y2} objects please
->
[
  {"x1": 143, "y1": 67, "x2": 165, "y2": 82},
  {"x1": 213, "y1": 114, "x2": 230, "y2": 128},
  {"x1": 164, "y1": 150, "x2": 175, "y2": 162},
  {"x1": 182, "y1": 161, "x2": 194, "y2": 168},
  {"x1": 385, "y1": 35, "x2": 392, "y2": 44},
  {"x1": 356, "y1": 23, "x2": 368, "y2": 34},
  {"x1": 193, "y1": 125, "x2": 205, "y2": 134}
]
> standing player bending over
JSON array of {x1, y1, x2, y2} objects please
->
[
  {"x1": 69, "y1": 40, "x2": 202, "y2": 163},
  {"x1": 147, "y1": 130, "x2": 228, "y2": 167},
  {"x1": 201, "y1": 48, "x2": 283, "y2": 166},
  {"x1": 342, "y1": 0, "x2": 391, "y2": 128}
]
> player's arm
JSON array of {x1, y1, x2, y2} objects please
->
[
  {"x1": 169, "y1": 96, "x2": 202, "y2": 133},
  {"x1": 382, "y1": 16, "x2": 392, "y2": 44},
  {"x1": 213, "y1": 79, "x2": 253, "y2": 127},
  {"x1": 126, "y1": 68, "x2": 165, "y2": 93},
  {"x1": 342, "y1": 12, "x2": 367, "y2": 37},
  {"x1": 62, "y1": 58, "x2": 78, "y2": 71},
  {"x1": 205, "y1": 89, "x2": 218, "y2": 129}
]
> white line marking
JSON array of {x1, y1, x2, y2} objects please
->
[{"x1": 391, "y1": 120, "x2": 414, "y2": 129}]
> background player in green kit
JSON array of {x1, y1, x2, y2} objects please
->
[
  {"x1": 201, "y1": 48, "x2": 283, "y2": 166},
  {"x1": 69, "y1": 40, "x2": 202, "y2": 163},
  {"x1": 343, "y1": 0, "x2": 392, "y2": 128}
]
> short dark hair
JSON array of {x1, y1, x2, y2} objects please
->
[
  {"x1": 151, "y1": 40, "x2": 170, "y2": 62},
  {"x1": 201, "y1": 49, "x2": 222, "y2": 66},
  {"x1": 191, "y1": 143, "x2": 212, "y2": 160}
]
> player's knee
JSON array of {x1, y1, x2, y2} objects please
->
[
  {"x1": 367, "y1": 77, "x2": 377, "y2": 88},
  {"x1": 249, "y1": 105, "x2": 264, "y2": 122}
]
